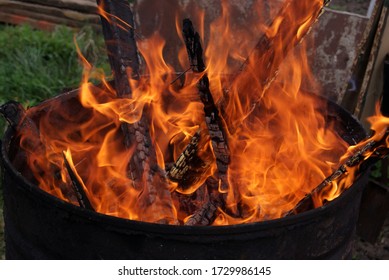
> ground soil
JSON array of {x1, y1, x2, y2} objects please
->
[{"x1": 352, "y1": 215, "x2": 389, "y2": 259}]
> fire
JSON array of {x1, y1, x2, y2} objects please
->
[
  {"x1": 313, "y1": 108, "x2": 389, "y2": 206},
  {"x1": 14, "y1": 0, "x2": 381, "y2": 225}
]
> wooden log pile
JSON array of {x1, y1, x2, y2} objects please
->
[{"x1": 0, "y1": 0, "x2": 100, "y2": 30}]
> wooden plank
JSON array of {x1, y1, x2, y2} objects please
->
[
  {"x1": 360, "y1": 2, "x2": 389, "y2": 125},
  {"x1": 0, "y1": 1, "x2": 100, "y2": 27},
  {"x1": 0, "y1": 6, "x2": 100, "y2": 29},
  {"x1": 14, "y1": 0, "x2": 97, "y2": 14},
  {"x1": 354, "y1": 1, "x2": 389, "y2": 117},
  {"x1": 0, "y1": 11, "x2": 59, "y2": 31},
  {"x1": 338, "y1": 0, "x2": 384, "y2": 110},
  {"x1": 0, "y1": 0, "x2": 99, "y2": 23}
]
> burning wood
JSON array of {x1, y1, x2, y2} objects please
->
[
  {"x1": 96, "y1": 0, "x2": 139, "y2": 89},
  {"x1": 96, "y1": 0, "x2": 177, "y2": 223},
  {"x1": 286, "y1": 127, "x2": 389, "y2": 216},
  {"x1": 185, "y1": 178, "x2": 225, "y2": 226},
  {"x1": 166, "y1": 130, "x2": 210, "y2": 190},
  {"x1": 219, "y1": 0, "x2": 331, "y2": 130},
  {"x1": 0, "y1": 101, "x2": 45, "y2": 170},
  {"x1": 3, "y1": 0, "x2": 389, "y2": 226},
  {"x1": 232, "y1": 0, "x2": 330, "y2": 89},
  {"x1": 63, "y1": 151, "x2": 95, "y2": 211},
  {"x1": 0, "y1": 101, "x2": 78, "y2": 202},
  {"x1": 182, "y1": 18, "x2": 231, "y2": 193}
]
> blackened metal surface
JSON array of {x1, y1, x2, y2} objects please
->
[{"x1": 1, "y1": 89, "x2": 368, "y2": 260}]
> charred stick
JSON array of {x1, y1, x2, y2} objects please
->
[
  {"x1": 381, "y1": 54, "x2": 389, "y2": 117},
  {"x1": 182, "y1": 18, "x2": 230, "y2": 192},
  {"x1": 97, "y1": 1, "x2": 176, "y2": 222},
  {"x1": 0, "y1": 101, "x2": 26, "y2": 130},
  {"x1": 184, "y1": 177, "x2": 225, "y2": 226},
  {"x1": 168, "y1": 131, "x2": 201, "y2": 182},
  {"x1": 167, "y1": 131, "x2": 210, "y2": 190},
  {"x1": 184, "y1": 197, "x2": 219, "y2": 226},
  {"x1": 286, "y1": 128, "x2": 389, "y2": 216},
  {"x1": 97, "y1": 0, "x2": 152, "y2": 183},
  {"x1": 234, "y1": 0, "x2": 329, "y2": 88},
  {"x1": 172, "y1": 184, "x2": 208, "y2": 219},
  {"x1": 63, "y1": 151, "x2": 95, "y2": 211},
  {"x1": 0, "y1": 101, "x2": 44, "y2": 178},
  {"x1": 0, "y1": 102, "x2": 77, "y2": 202},
  {"x1": 96, "y1": 0, "x2": 139, "y2": 96},
  {"x1": 219, "y1": 0, "x2": 330, "y2": 113},
  {"x1": 0, "y1": 101, "x2": 43, "y2": 154}
]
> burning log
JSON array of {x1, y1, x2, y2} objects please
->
[
  {"x1": 184, "y1": 196, "x2": 220, "y2": 226},
  {"x1": 166, "y1": 130, "x2": 210, "y2": 190},
  {"x1": 0, "y1": 101, "x2": 44, "y2": 158},
  {"x1": 97, "y1": 0, "x2": 153, "y2": 188},
  {"x1": 97, "y1": 0, "x2": 176, "y2": 222},
  {"x1": 63, "y1": 151, "x2": 95, "y2": 211},
  {"x1": 182, "y1": 18, "x2": 230, "y2": 192},
  {"x1": 184, "y1": 177, "x2": 225, "y2": 226},
  {"x1": 172, "y1": 184, "x2": 208, "y2": 219},
  {"x1": 286, "y1": 128, "x2": 389, "y2": 216},
  {"x1": 0, "y1": 101, "x2": 78, "y2": 202},
  {"x1": 167, "y1": 131, "x2": 201, "y2": 183},
  {"x1": 219, "y1": 0, "x2": 331, "y2": 118},
  {"x1": 96, "y1": 0, "x2": 139, "y2": 93},
  {"x1": 235, "y1": 0, "x2": 330, "y2": 88}
]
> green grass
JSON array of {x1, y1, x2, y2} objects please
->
[
  {"x1": 0, "y1": 23, "x2": 109, "y2": 260},
  {"x1": 0, "y1": 24, "x2": 110, "y2": 135}
]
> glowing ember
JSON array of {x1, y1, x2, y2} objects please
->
[{"x1": 9, "y1": 0, "x2": 388, "y2": 225}]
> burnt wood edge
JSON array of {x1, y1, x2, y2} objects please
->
[
  {"x1": 182, "y1": 18, "x2": 230, "y2": 193},
  {"x1": 286, "y1": 129, "x2": 389, "y2": 216},
  {"x1": 62, "y1": 151, "x2": 95, "y2": 211}
]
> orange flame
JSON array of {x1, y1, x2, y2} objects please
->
[
  {"x1": 17, "y1": 0, "x2": 373, "y2": 225},
  {"x1": 313, "y1": 106, "x2": 389, "y2": 206}
]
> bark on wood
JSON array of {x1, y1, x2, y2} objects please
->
[
  {"x1": 96, "y1": 0, "x2": 139, "y2": 98},
  {"x1": 182, "y1": 18, "x2": 230, "y2": 192},
  {"x1": 286, "y1": 129, "x2": 389, "y2": 216},
  {"x1": 167, "y1": 131, "x2": 209, "y2": 190},
  {"x1": 97, "y1": 0, "x2": 145, "y2": 188},
  {"x1": 0, "y1": 11, "x2": 61, "y2": 31},
  {"x1": 354, "y1": 2, "x2": 389, "y2": 118},
  {"x1": 0, "y1": 1, "x2": 99, "y2": 26},
  {"x1": 16, "y1": 0, "x2": 97, "y2": 14},
  {"x1": 167, "y1": 131, "x2": 201, "y2": 182},
  {"x1": 172, "y1": 183, "x2": 207, "y2": 221},
  {"x1": 0, "y1": 6, "x2": 98, "y2": 28},
  {"x1": 97, "y1": 0, "x2": 176, "y2": 222},
  {"x1": 0, "y1": 101, "x2": 43, "y2": 154},
  {"x1": 184, "y1": 177, "x2": 225, "y2": 226},
  {"x1": 381, "y1": 54, "x2": 389, "y2": 117},
  {"x1": 63, "y1": 152, "x2": 95, "y2": 211},
  {"x1": 0, "y1": 101, "x2": 78, "y2": 202}
]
